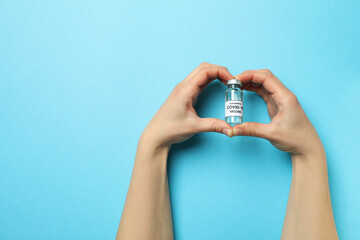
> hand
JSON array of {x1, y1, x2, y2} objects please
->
[
  {"x1": 233, "y1": 69, "x2": 323, "y2": 157},
  {"x1": 140, "y1": 63, "x2": 234, "y2": 149}
]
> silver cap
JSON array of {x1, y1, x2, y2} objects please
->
[{"x1": 227, "y1": 79, "x2": 242, "y2": 86}]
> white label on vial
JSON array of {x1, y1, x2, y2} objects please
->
[{"x1": 225, "y1": 100, "x2": 243, "y2": 117}]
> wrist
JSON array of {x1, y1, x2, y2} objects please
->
[
  {"x1": 139, "y1": 129, "x2": 171, "y2": 151},
  {"x1": 140, "y1": 121, "x2": 172, "y2": 148},
  {"x1": 292, "y1": 135, "x2": 325, "y2": 160},
  {"x1": 136, "y1": 132, "x2": 170, "y2": 165},
  {"x1": 291, "y1": 146, "x2": 327, "y2": 174}
]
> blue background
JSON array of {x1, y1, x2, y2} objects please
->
[{"x1": 1, "y1": 0, "x2": 359, "y2": 239}]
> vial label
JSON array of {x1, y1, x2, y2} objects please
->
[{"x1": 225, "y1": 100, "x2": 243, "y2": 117}]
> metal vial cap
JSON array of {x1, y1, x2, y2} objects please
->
[{"x1": 227, "y1": 79, "x2": 242, "y2": 86}]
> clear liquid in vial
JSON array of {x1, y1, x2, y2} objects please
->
[{"x1": 225, "y1": 81, "x2": 243, "y2": 127}]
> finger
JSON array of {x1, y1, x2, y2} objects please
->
[
  {"x1": 242, "y1": 85, "x2": 278, "y2": 119},
  {"x1": 183, "y1": 62, "x2": 211, "y2": 81},
  {"x1": 235, "y1": 69, "x2": 291, "y2": 104},
  {"x1": 235, "y1": 69, "x2": 285, "y2": 93},
  {"x1": 243, "y1": 85, "x2": 271, "y2": 104},
  {"x1": 233, "y1": 122, "x2": 273, "y2": 140},
  {"x1": 187, "y1": 63, "x2": 234, "y2": 88},
  {"x1": 196, "y1": 118, "x2": 233, "y2": 137},
  {"x1": 241, "y1": 82, "x2": 262, "y2": 90}
]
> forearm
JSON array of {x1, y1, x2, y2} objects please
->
[
  {"x1": 281, "y1": 147, "x2": 338, "y2": 239},
  {"x1": 116, "y1": 140, "x2": 173, "y2": 240}
]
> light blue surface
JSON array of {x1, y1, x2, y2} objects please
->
[{"x1": 1, "y1": 0, "x2": 359, "y2": 239}]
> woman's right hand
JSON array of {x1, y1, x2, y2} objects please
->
[{"x1": 233, "y1": 69, "x2": 324, "y2": 158}]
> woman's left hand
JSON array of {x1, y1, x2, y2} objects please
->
[{"x1": 140, "y1": 62, "x2": 234, "y2": 149}]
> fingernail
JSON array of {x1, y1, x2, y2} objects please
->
[
  {"x1": 222, "y1": 128, "x2": 233, "y2": 137},
  {"x1": 233, "y1": 128, "x2": 243, "y2": 136}
]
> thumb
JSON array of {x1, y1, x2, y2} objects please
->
[
  {"x1": 233, "y1": 122, "x2": 272, "y2": 139},
  {"x1": 196, "y1": 118, "x2": 233, "y2": 137}
]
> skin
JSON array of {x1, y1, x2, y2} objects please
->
[
  {"x1": 116, "y1": 63, "x2": 338, "y2": 240},
  {"x1": 233, "y1": 70, "x2": 338, "y2": 239}
]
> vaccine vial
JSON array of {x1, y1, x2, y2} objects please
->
[{"x1": 225, "y1": 79, "x2": 243, "y2": 126}]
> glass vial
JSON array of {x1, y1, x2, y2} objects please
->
[{"x1": 225, "y1": 79, "x2": 243, "y2": 126}]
